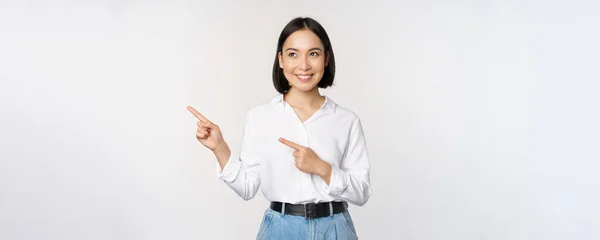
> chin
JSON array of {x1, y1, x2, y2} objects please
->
[{"x1": 291, "y1": 82, "x2": 318, "y2": 92}]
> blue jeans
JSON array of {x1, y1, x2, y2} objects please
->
[{"x1": 256, "y1": 208, "x2": 359, "y2": 240}]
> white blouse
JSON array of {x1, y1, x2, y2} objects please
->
[{"x1": 216, "y1": 94, "x2": 371, "y2": 206}]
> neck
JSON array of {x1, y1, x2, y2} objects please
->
[{"x1": 284, "y1": 87, "x2": 324, "y2": 109}]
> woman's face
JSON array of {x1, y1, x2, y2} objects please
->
[{"x1": 278, "y1": 29, "x2": 328, "y2": 92}]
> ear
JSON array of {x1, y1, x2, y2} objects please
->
[
  {"x1": 325, "y1": 51, "x2": 330, "y2": 67},
  {"x1": 278, "y1": 52, "x2": 284, "y2": 69}
]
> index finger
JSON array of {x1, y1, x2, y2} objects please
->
[
  {"x1": 278, "y1": 137, "x2": 304, "y2": 150},
  {"x1": 186, "y1": 106, "x2": 211, "y2": 123}
]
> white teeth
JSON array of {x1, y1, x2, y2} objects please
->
[{"x1": 297, "y1": 75, "x2": 311, "y2": 79}]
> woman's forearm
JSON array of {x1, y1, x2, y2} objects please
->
[{"x1": 213, "y1": 143, "x2": 231, "y2": 171}]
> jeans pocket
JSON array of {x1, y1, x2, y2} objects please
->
[
  {"x1": 341, "y1": 211, "x2": 358, "y2": 239},
  {"x1": 256, "y1": 209, "x2": 275, "y2": 240}
]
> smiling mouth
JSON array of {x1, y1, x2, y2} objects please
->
[{"x1": 295, "y1": 74, "x2": 313, "y2": 82}]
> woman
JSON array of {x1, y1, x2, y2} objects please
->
[{"x1": 187, "y1": 17, "x2": 371, "y2": 239}]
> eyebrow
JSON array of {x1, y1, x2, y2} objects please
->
[{"x1": 284, "y1": 47, "x2": 323, "y2": 52}]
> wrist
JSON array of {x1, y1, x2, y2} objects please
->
[
  {"x1": 318, "y1": 160, "x2": 333, "y2": 178},
  {"x1": 213, "y1": 142, "x2": 230, "y2": 158},
  {"x1": 317, "y1": 160, "x2": 333, "y2": 185}
]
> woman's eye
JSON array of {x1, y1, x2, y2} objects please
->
[
  {"x1": 310, "y1": 52, "x2": 319, "y2": 57},
  {"x1": 288, "y1": 52, "x2": 297, "y2": 57}
]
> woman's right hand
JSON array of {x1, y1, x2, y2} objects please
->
[{"x1": 187, "y1": 106, "x2": 226, "y2": 151}]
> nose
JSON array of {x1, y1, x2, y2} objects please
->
[{"x1": 299, "y1": 56, "x2": 311, "y2": 71}]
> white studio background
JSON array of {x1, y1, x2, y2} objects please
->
[{"x1": 1, "y1": 1, "x2": 598, "y2": 239}]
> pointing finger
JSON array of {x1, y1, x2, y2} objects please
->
[
  {"x1": 279, "y1": 137, "x2": 304, "y2": 150},
  {"x1": 187, "y1": 106, "x2": 212, "y2": 123}
]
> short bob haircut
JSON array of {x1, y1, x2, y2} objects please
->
[{"x1": 272, "y1": 17, "x2": 336, "y2": 94}]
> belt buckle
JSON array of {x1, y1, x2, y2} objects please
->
[{"x1": 304, "y1": 204, "x2": 308, "y2": 219}]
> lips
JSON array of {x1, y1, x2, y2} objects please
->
[{"x1": 295, "y1": 74, "x2": 313, "y2": 82}]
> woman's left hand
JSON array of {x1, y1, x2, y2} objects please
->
[{"x1": 279, "y1": 137, "x2": 332, "y2": 183}]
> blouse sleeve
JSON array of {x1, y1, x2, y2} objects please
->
[
  {"x1": 215, "y1": 110, "x2": 261, "y2": 200},
  {"x1": 323, "y1": 117, "x2": 372, "y2": 206}
]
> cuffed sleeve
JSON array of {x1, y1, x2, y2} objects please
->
[
  {"x1": 216, "y1": 110, "x2": 262, "y2": 201},
  {"x1": 323, "y1": 165, "x2": 346, "y2": 195},
  {"x1": 216, "y1": 153, "x2": 242, "y2": 182},
  {"x1": 323, "y1": 117, "x2": 372, "y2": 206}
]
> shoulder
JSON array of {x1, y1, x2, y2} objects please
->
[
  {"x1": 330, "y1": 100, "x2": 367, "y2": 137},
  {"x1": 328, "y1": 97, "x2": 362, "y2": 124},
  {"x1": 243, "y1": 93, "x2": 283, "y2": 121}
]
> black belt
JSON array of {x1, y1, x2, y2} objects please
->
[{"x1": 270, "y1": 201, "x2": 348, "y2": 219}]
